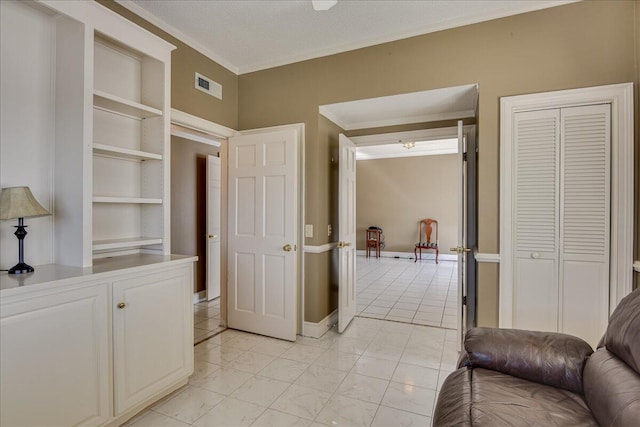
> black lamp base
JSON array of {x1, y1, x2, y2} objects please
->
[{"x1": 8, "y1": 262, "x2": 34, "y2": 274}]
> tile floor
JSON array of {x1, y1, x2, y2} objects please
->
[
  {"x1": 124, "y1": 317, "x2": 459, "y2": 427},
  {"x1": 356, "y1": 256, "x2": 459, "y2": 329},
  {"x1": 194, "y1": 298, "x2": 225, "y2": 344}
]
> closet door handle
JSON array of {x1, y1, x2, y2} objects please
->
[{"x1": 530, "y1": 253, "x2": 540, "y2": 259}]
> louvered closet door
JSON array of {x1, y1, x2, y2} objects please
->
[
  {"x1": 560, "y1": 104, "x2": 610, "y2": 346},
  {"x1": 513, "y1": 109, "x2": 561, "y2": 332}
]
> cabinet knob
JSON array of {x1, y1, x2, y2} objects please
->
[
  {"x1": 531, "y1": 253, "x2": 540, "y2": 259},
  {"x1": 117, "y1": 302, "x2": 127, "y2": 309}
]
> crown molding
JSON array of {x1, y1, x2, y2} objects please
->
[{"x1": 115, "y1": 0, "x2": 239, "y2": 74}]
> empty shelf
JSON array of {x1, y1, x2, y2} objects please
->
[
  {"x1": 94, "y1": 90, "x2": 162, "y2": 119},
  {"x1": 93, "y1": 197, "x2": 162, "y2": 204},
  {"x1": 93, "y1": 237, "x2": 163, "y2": 251},
  {"x1": 93, "y1": 144, "x2": 162, "y2": 161}
]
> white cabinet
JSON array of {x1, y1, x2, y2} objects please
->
[
  {"x1": 0, "y1": 256, "x2": 196, "y2": 427},
  {"x1": 113, "y1": 267, "x2": 193, "y2": 415},
  {"x1": 1, "y1": 282, "x2": 111, "y2": 427}
]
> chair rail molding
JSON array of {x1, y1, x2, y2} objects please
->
[{"x1": 475, "y1": 253, "x2": 500, "y2": 263}]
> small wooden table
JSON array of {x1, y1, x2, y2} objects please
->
[{"x1": 366, "y1": 229, "x2": 382, "y2": 258}]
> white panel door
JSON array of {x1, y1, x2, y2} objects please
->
[
  {"x1": 207, "y1": 155, "x2": 221, "y2": 300},
  {"x1": 228, "y1": 128, "x2": 298, "y2": 341},
  {"x1": 512, "y1": 109, "x2": 561, "y2": 332},
  {"x1": 455, "y1": 120, "x2": 465, "y2": 348},
  {"x1": 559, "y1": 104, "x2": 610, "y2": 346},
  {"x1": 338, "y1": 134, "x2": 357, "y2": 333}
]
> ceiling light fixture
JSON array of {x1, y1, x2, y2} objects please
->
[
  {"x1": 400, "y1": 140, "x2": 416, "y2": 149},
  {"x1": 312, "y1": 0, "x2": 338, "y2": 11}
]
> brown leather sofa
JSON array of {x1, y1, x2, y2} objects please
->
[{"x1": 433, "y1": 287, "x2": 640, "y2": 426}]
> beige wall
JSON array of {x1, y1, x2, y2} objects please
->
[
  {"x1": 98, "y1": 0, "x2": 238, "y2": 129},
  {"x1": 239, "y1": 1, "x2": 639, "y2": 326},
  {"x1": 356, "y1": 155, "x2": 457, "y2": 255},
  {"x1": 171, "y1": 137, "x2": 220, "y2": 293}
]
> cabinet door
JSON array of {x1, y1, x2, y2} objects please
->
[
  {"x1": 113, "y1": 266, "x2": 193, "y2": 414},
  {"x1": 512, "y1": 109, "x2": 561, "y2": 332},
  {"x1": 1, "y1": 283, "x2": 110, "y2": 427}
]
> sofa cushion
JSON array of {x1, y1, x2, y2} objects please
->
[
  {"x1": 464, "y1": 327, "x2": 592, "y2": 393},
  {"x1": 434, "y1": 367, "x2": 598, "y2": 427},
  {"x1": 604, "y1": 287, "x2": 640, "y2": 375},
  {"x1": 584, "y1": 349, "x2": 640, "y2": 427}
]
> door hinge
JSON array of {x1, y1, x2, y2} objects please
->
[
  {"x1": 463, "y1": 152, "x2": 468, "y2": 161},
  {"x1": 463, "y1": 296, "x2": 467, "y2": 305}
]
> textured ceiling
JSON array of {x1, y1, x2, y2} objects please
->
[{"x1": 121, "y1": 0, "x2": 573, "y2": 74}]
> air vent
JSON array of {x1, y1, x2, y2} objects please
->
[{"x1": 195, "y1": 72, "x2": 222, "y2": 100}]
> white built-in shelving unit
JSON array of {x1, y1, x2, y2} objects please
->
[{"x1": 91, "y1": 33, "x2": 171, "y2": 259}]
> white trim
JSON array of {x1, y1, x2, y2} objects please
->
[
  {"x1": 355, "y1": 250, "x2": 458, "y2": 262},
  {"x1": 193, "y1": 290, "x2": 206, "y2": 304},
  {"x1": 499, "y1": 83, "x2": 634, "y2": 328},
  {"x1": 350, "y1": 125, "x2": 475, "y2": 147},
  {"x1": 171, "y1": 109, "x2": 237, "y2": 139},
  {"x1": 115, "y1": 0, "x2": 239, "y2": 74},
  {"x1": 340, "y1": 110, "x2": 476, "y2": 131},
  {"x1": 301, "y1": 309, "x2": 337, "y2": 338},
  {"x1": 171, "y1": 125, "x2": 221, "y2": 147},
  {"x1": 633, "y1": 261, "x2": 640, "y2": 273},
  {"x1": 474, "y1": 253, "x2": 500, "y2": 263},
  {"x1": 355, "y1": 147, "x2": 457, "y2": 161},
  {"x1": 303, "y1": 242, "x2": 338, "y2": 253}
]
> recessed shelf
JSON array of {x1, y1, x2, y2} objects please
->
[
  {"x1": 93, "y1": 143, "x2": 162, "y2": 161},
  {"x1": 93, "y1": 237, "x2": 163, "y2": 251},
  {"x1": 93, "y1": 197, "x2": 162, "y2": 204},
  {"x1": 94, "y1": 90, "x2": 162, "y2": 119}
]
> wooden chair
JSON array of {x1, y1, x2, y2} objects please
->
[
  {"x1": 415, "y1": 218, "x2": 439, "y2": 263},
  {"x1": 366, "y1": 228, "x2": 382, "y2": 258}
]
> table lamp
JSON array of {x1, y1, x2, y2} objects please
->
[{"x1": 0, "y1": 186, "x2": 50, "y2": 274}]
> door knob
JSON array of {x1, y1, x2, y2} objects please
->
[
  {"x1": 531, "y1": 252, "x2": 540, "y2": 259},
  {"x1": 208, "y1": 234, "x2": 217, "y2": 239},
  {"x1": 283, "y1": 244, "x2": 293, "y2": 252},
  {"x1": 450, "y1": 247, "x2": 471, "y2": 253},
  {"x1": 337, "y1": 241, "x2": 352, "y2": 248},
  {"x1": 117, "y1": 302, "x2": 127, "y2": 309}
]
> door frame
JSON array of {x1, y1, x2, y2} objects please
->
[
  {"x1": 499, "y1": 83, "x2": 634, "y2": 326},
  {"x1": 171, "y1": 109, "x2": 235, "y2": 325},
  {"x1": 350, "y1": 124, "x2": 479, "y2": 331}
]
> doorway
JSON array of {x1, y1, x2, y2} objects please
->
[
  {"x1": 349, "y1": 125, "x2": 475, "y2": 334},
  {"x1": 170, "y1": 114, "x2": 229, "y2": 344}
]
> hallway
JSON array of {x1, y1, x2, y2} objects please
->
[{"x1": 356, "y1": 256, "x2": 458, "y2": 329}]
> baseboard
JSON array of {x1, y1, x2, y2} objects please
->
[
  {"x1": 355, "y1": 250, "x2": 457, "y2": 262},
  {"x1": 302, "y1": 309, "x2": 337, "y2": 338},
  {"x1": 193, "y1": 290, "x2": 206, "y2": 304}
]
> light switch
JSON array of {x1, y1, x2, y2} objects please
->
[{"x1": 305, "y1": 224, "x2": 313, "y2": 238}]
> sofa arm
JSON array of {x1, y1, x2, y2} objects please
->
[{"x1": 464, "y1": 327, "x2": 593, "y2": 394}]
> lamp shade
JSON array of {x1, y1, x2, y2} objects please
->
[{"x1": 0, "y1": 187, "x2": 50, "y2": 220}]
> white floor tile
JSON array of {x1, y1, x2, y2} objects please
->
[
  {"x1": 270, "y1": 384, "x2": 332, "y2": 421},
  {"x1": 381, "y1": 381, "x2": 436, "y2": 417},
  {"x1": 231, "y1": 375, "x2": 290, "y2": 407},
  {"x1": 153, "y1": 385, "x2": 225, "y2": 424},
  {"x1": 190, "y1": 367, "x2": 253, "y2": 395},
  {"x1": 193, "y1": 397, "x2": 265, "y2": 427},
  {"x1": 251, "y1": 409, "x2": 312, "y2": 427},
  {"x1": 371, "y1": 405, "x2": 431, "y2": 427},
  {"x1": 335, "y1": 373, "x2": 389, "y2": 404},
  {"x1": 128, "y1": 410, "x2": 190, "y2": 427},
  {"x1": 352, "y1": 356, "x2": 398, "y2": 380},
  {"x1": 294, "y1": 365, "x2": 348, "y2": 393},
  {"x1": 315, "y1": 395, "x2": 378, "y2": 427},
  {"x1": 391, "y1": 363, "x2": 439, "y2": 390}
]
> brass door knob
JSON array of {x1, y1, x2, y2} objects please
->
[
  {"x1": 117, "y1": 302, "x2": 127, "y2": 309},
  {"x1": 337, "y1": 241, "x2": 352, "y2": 248},
  {"x1": 283, "y1": 244, "x2": 293, "y2": 252},
  {"x1": 208, "y1": 234, "x2": 217, "y2": 239}
]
